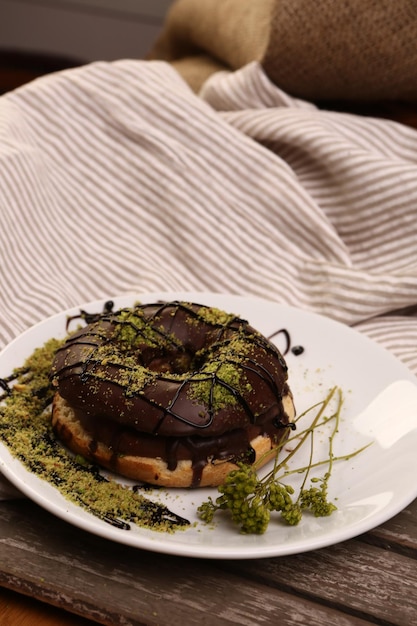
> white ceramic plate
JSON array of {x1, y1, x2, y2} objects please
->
[{"x1": 1, "y1": 292, "x2": 417, "y2": 560}]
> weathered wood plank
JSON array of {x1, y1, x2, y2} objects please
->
[
  {"x1": 0, "y1": 500, "x2": 378, "y2": 626},
  {"x1": 366, "y1": 498, "x2": 417, "y2": 556},
  {"x1": 0, "y1": 586, "x2": 97, "y2": 626},
  {"x1": 225, "y1": 535, "x2": 417, "y2": 626}
]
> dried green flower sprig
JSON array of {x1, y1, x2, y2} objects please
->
[{"x1": 198, "y1": 387, "x2": 370, "y2": 534}]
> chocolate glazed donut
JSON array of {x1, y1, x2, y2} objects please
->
[{"x1": 50, "y1": 301, "x2": 295, "y2": 487}]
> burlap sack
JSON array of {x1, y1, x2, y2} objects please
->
[{"x1": 149, "y1": 0, "x2": 417, "y2": 103}]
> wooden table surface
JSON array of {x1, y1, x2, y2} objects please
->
[{"x1": 0, "y1": 495, "x2": 416, "y2": 626}]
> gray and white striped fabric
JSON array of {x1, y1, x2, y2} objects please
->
[{"x1": 1, "y1": 60, "x2": 416, "y2": 375}]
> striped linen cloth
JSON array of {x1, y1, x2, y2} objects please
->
[{"x1": 0, "y1": 60, "x2": 416, "y2": 495}]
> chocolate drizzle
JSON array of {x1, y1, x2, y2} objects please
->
[
  {"x1": 0, "y1": 338, "x2": 190, "y2": 532},
  {"x1": 51, "y1": 301, "x2": 295, "y2": 486},
  {"x1": 267, "y1": 328, "x2": 304, "y2": 357}
]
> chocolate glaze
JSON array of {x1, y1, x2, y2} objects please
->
[
  {"x1": 50, "y1": 302, "x2": 294, "y2": 483},
  {"x1": 291, "y1": 345, "x2": 305, "y2": 356}
]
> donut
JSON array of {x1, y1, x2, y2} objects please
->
[{"x1": 50, "y1": 301, "x2": 295, "y2": 488}]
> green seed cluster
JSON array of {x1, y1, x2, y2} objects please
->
[
  {"x1": 198, "y1": 386, "x2": 367, "y2": 535},
  {"x1": 300, "y1": 476, "x2": 337, "y2": 517},
  {"x1": 198, "y1": 462, "x2": 319, "y2": 533}
]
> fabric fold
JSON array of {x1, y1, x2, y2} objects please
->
[{"x1": 1, "y1": 59, "x2": 416, "y2": 358}]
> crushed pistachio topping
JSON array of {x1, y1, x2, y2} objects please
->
[
  {"x1": 0, "y1": 339, "x2": 189, "y2": 533},
  {"x1": 88, "y1": 343, "x2": 157, "y2": 392},
  {"x1": 188, "y1": 334, "x2": 253, "y2": 411},
  {"x1": 114, "y1": 308, "x2": 178, "y2": 350},
  {"x1": 195, "y1": 305, "x2": 237, "y2": 326}
]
